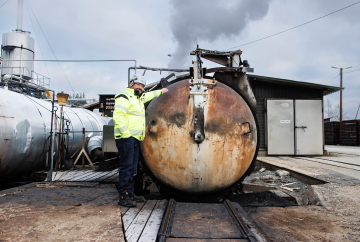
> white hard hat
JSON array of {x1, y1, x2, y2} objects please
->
[{"x1": 131, "y1": 75, "x2": 146, "y2": 86}]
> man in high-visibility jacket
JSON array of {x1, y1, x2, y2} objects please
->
[{"x1": 114, "y1": 74, "x2": 168, "y2": 207}]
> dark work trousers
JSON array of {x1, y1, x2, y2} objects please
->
[{"x1": 116, "y1": 137, "x2": 140, "y2": 194}]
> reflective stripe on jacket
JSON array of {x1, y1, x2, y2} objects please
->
[{"x1": 113, "y1": 88, "x2": 162, "y2": 141}]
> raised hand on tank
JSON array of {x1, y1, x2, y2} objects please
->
[{"x1": 162, "y1": 88, "x2": 168, "y2": 94}]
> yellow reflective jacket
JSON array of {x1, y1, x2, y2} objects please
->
[{"x1": 113, "y1": 88, "x2": 162, "y2": 141}]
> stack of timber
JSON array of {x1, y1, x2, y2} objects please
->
[
  {"x1": 340, "y1": 120, "x2": 359, "y2": 146},
  {"x1": 324, "y1": 121, "x2": 340, "y2": 145}
]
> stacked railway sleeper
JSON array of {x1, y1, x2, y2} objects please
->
[
  {"x1": 324, "y1": 121, "x2": 340, "y2": 145},
  {"x1": 121, "y1": 198, "x2": 270, "y2": 242},
  {"x1": 340, "y1": 120, "x2": 359, "y2": 146}
]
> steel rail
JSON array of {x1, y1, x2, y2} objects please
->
[
  {"x1": 224, "y1": 199, "x2": 256, "y2": 242},
  {"x1": 158, "y1": 198, "x2": 176, "y2": 242},
  {"x1": 300, "y1": 157, "x2": 360, "y2": 168}
]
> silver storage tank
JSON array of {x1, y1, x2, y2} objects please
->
[
  {"x1": 0, "y1": 88, "x2": 111, "y2": 180},
  {"x1": 1, "y1": 31, "x2": 35, "y2": 80}
]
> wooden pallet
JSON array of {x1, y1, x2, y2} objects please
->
[
  {"x1": 51, "y1": 169, "x2": 119, "y2": 182},
  {"x1": 121, "y1": 200, "x2": 168, "y2": 242}
]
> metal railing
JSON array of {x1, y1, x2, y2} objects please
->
[{"x1": 0, "y1": 66, "x2": 50, "y2": 89}]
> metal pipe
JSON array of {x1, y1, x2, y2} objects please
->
[
  {"x1": 128, "y1": 65, "x2": 189, "y2": 86},
  {"x1": 46, "y1": 91, "x2": 56, "y2": 182},
  {"x1": 16, "y1": 0, "x2": 23, "y2": 31},
  {"x1": 55, "y1": 106, "x2": 64, "y2": 170}
]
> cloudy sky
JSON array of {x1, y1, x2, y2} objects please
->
[{"x1": 1, "y1": 0, "x2": 360, "y2": 119}]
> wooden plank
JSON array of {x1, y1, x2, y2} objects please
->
[
  {"x1": 54, "y1": 170, "x2": 85, "y2": 181},
  {"x1": 52, "y1": 171, "x2": 63, "y2": 181},
  {"x1": 93, "y1": 170, "x2": 118, "y2": 181},
  {"x1": 125, "y1": 200, "x2": 157, "y2": 242},
  {"x1": 138, "y1": 199, "x2": 168, "y2": 242},
  {"x1": 93, "y1": 170, "x2": 118, "y2": 182},
  {"x1": 60, "y1": 170, "x2": 93, "y2": 181},
  {"x1": 122, "y1": 201, "x2": 146, "y2": 231},
  {"x1": 54, "y1": 170, "x2": 69, "y2": 181},
  {"x1": 110, "y1": 175, "x2": 120, "y2": 183},
  {"x1": 72, "y1": 171, "x2": 110, "y2": 182},
  {"x1": 53, "y1": 170, "x2": 74, "y2": 181},
  {"x1": 120, "y1": 206, "x2": 130, "y2": 216},
  {"x1": 102, "y1": 172, "x2": 119, "y2": 182},
  {"x1": 69, "y1": 170, "x2": 103, "y2": 181}
]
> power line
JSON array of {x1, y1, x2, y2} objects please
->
[
  {"x1": 348, "y1": 64, "x2": 360, "y2": 68},
  {"x1": 344, "y1": 97, "x2": 360, "y2": 104},
  {"x1": 223, "y1": 1, "x2": 360, "y2": 51},
  {"x1": 0, "y1": 0, "x2": 10, "y2": 10},
  {"x1": 321, "y1": 73, "x2": 340, "y2": 86},
  {"x1": 344, "y1": 68, "x2": 360, "y2": 74},
  {"x1": 318, "y1": 71, "x2": 339, "y2": 85},
  {"x1": 24, "y1": 0, "x2": 52, "y2": 85},
  {"x1": 25, "y1": 1, "x2": 75, "y2": 93}
]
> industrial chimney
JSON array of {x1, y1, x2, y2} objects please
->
[{"x1": 1, "y1": 0, "x2": 35, "y2": 80}]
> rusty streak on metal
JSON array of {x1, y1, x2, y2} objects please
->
[{"x1": 141, "y1": 78, "x2": 257, "y2": 195}]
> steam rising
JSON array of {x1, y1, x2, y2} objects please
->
[{"x1": 168, "y1": 0, "x2": 271, "y2": 68}]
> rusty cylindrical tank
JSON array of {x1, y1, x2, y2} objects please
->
[{"x1": 140, "y1": 78, "x2": 259, "y2": 196}]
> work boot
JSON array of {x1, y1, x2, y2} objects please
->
[
  {"x1": 118, "y1": 193, "x2": 136, "y2": 207},
  {"x1": 129, "y1": 193, "x2": 145, "y2": 202}
]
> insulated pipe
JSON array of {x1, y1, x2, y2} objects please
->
[
  {"x1": 16, "y1": 0, "x2": 23, "y2": 31},
  {"x1": 0, "y1": 88, "x2": 112, "y2": 180},
  {"x1": 87, "y1": 136, "x2": 103, "y2": 154}
]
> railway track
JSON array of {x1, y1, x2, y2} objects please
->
[
  {"x1": 297, "y1": 156, "x2": 360, "y2": 171},
  {"x1": 157, "y1": 199, "x2": 269, "y2": 242}
]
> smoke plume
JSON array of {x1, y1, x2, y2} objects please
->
[{"x1": 168, "y1": 0, "x2": 271, "y2": 69}]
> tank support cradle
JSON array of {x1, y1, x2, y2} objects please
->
[{"x1": 157, "y1": 198, "x2": 269, "y2": 242}]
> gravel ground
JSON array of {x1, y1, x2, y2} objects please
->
[{"x1": 0, "y1": 183, "x2": 124, "y2": 241}]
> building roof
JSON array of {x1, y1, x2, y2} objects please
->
[
  {"x1": 83, "y1": 101, "x2": 99, "y2": 109},
  {"x1": 248, "y1": 74, "x2": 342, "y2": 96}
]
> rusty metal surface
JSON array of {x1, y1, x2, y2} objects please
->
[
  {"x1": 141, "y1": 79, "x2": 257, "y2": 194},
  {"x1": 170, "y1": 202, "x2": 245, "y2": 239},
  {"x1": 213, "y1": 72, "x2": 257, "y2": 113}
]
